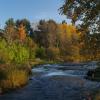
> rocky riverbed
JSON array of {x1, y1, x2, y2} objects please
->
[{"x1": 0, "y1": 62, "x2": 100, "y2": 100}]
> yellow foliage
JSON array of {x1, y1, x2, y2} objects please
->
[{"x1": 58, "y1": 23, "x2": 80, "y2": 40}]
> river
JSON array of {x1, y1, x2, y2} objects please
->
[{"x1": 0, "y1": 62, "x2": 100, "y2": 100}]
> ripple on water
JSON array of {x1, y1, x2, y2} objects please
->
[{"x1": 32, "y1": 64, "x2": 100, "y2": 91}]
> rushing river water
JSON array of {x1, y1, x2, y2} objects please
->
[{"x1": 0, "y1": 62, "x2": 100, "y2": 100}]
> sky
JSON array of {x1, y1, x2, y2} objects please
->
[{"x1": 0, "y1": 0, "x2": 71, "y2": 28}]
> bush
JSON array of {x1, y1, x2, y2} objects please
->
[
  {"x1": 0, "y1": 64, "x2": 28, "y2": 92},
  {"x1": 0, "y1": 38, "x2": 30, "y2": 64},
  {"x1": 13, "y1": 44, "x2": 30, "y2": 64},
  {"x1": 46, "y1": 47, "x2": 60, "y2": 61},
  {"x1": 35, "y1": 47, "x2": 45, "y2": 59}
]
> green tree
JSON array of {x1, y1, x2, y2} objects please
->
[
  {"x1": 16, "y1": 19, "x2": 32, "y2": 35},
  {"x1": 34, "y1": 19, "x2": 58, "y2": 48},
  {"x1": 59, "y1": 0, "x2": 100, "y2": 33}
]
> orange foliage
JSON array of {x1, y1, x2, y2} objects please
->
[{"x1": 18, "y1": 24, "x2": 26, "y2": 41}]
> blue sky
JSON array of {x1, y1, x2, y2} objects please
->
[{"x1": 0, "y1": 0, "x2": 71, "y2": 28}]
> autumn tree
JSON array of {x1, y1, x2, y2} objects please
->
[
  {"x1": 80, "y1": 33, "x2": 100, "y2": 61},
  {"x1": 59, "y1": 0, "x2": 100, "y2": 61},
  {"x1": 4, "y1": 18, "x2": 17, "y2": 41},
  {"x1": 17, "y1": 23, "x2": 26, "y2": 41},
  {"x1": 16, "y1": 19, "x2": 32, "y2": 35},
  {"x1": 57, "y1": 23, "x2": 81, "y2": 61}
]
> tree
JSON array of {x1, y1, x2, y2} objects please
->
[
  {"x1": 46, "y1": 47, "x2": 60, "y2": 61},
  {"x1": 37, "y1": 20, "x2": 49, "y2": 48},
  {"x1": 57, "y1": 23, "x2": 81, "y2": 61},
  {"x1": 4, "y1": 18, "x2": 17, "y2": 41},
  {"x1": 16, "y1": 19, "x2": 32, "y2": 35},
  {"x1": 17, "y1": 23, "x2": 26, "y2": 41},
  {"x1": 59, "y1": 0, "x2": 100, "y2": 33},
  {"x1": 34, "y1": 19, "x2": 58, "y2": 48},
  {"x1": 46, "y1": 20, "x2": 58, "y2": 47},
  {"x1": 59, "y1": 0, "x2": 100, "y2": 61},
  {"x1": 33, "y1": 20, "x2": 82, "y2": 61},
  {"x1": 80, "y1": 33, "x2": 100, "y2": 61}
]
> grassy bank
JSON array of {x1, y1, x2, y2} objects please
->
[
  {"x1": 0, "y1": 64, "x2": 31, "y2": 93},
  {"x1": 0, "y1": 57, "x2": 61, "y2": 94},
  {"x1": 0, "y1": 59, "x2": 58, "y2": 93}
]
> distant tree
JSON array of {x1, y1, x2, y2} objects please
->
[
  {"x1": 46, "y1": 47, "x2": 60, "y2": 61},
  {"x1": 16, "y1": 19, "x2": 32, "y2": 35},
  {"x1": 33, "y1": 20, "x2": 82, "y2": 61},
  {"x1": 4, "y1": 18, "x2": 17, "y2": 41},
  {"x1": 47, "y1": 20, "x2": 58, "y2": 47},
  {"x1": 35, "y1": 20, "x2": 49, "y2": 47},
  {"x1": 57, "y1": 23, "x2": 81, "y2": 61},
  {"x1": 17, "y1": 23, "x2": 26, "y2": 41},
  {"x1": 34, "y1": 19, "x2": 58, "y2": 48}
]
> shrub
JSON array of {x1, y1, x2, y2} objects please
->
[
  {"x1": 0, "y1": 38, "x2": 9, "y2": 63},
  {"x1": 0, "y1": 38, "x2": 30, "y2": 64},
  {"x1": 25, "y1": 37, "x2": 37, "y2": 60},
  {"x1": 35, "y1": 47, "x2": 45, "y2": 59},
  {"x1": 0, "y1": 68, "x2": 6, "y2": 80},
  {"x1": 13, "y1": 44, "x2": 30, "y2": 64},
  {"x1": 46, "y1": 47, "x2": 60, "y2": 61},
  {"x1": 0, "y1": 65, "x2": 28, "y2": 92}
]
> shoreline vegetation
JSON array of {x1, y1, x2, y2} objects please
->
[
  {"x1": 87, "y1": 62, "x2": 100, "y2": 81},
  {"x1": 0, "y1": 19, "x2": 100, "y2": 99}
]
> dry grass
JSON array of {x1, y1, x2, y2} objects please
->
[{"x1": 0, "y1": 64, "x2": 28, "y2": 92}]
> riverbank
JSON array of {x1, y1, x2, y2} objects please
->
[
  {"x1": 0, "y1": 63, "x2": 30, "y2": 94},
  {"x1": 0, "y1": 59, "x2": 58, "y2": 94},
  {"x1": 0, "y1": 61, "x2": 100, "y2": 100},
  {"x1": 86, "y1": 62, "x2": 100, "y2": 100},
  {"x1": 0, "y1": 62, "x2": 100, "y2": 100},
  {"x1": 86, "y1": 61, "x2": 100, "y2": 81}
]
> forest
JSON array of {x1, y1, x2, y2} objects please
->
[{"x1": 0, "y1": 18, "x2": 100, "y2": 64}]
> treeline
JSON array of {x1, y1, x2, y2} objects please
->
[
  {"x1": 0, "y1": 19, "x2": 81, "y2": 63},
  {"x1": 33, "y1": 20, "x2": 81, "y2": 62},
  {"x1": 0, "y1": 18, "x2": 36, "y2": 64},
  {"x1": 33, "y1": 20, "x2": 100, "y2": 62},
  {"x1": 0, "y1": 18, "x2": 100, "y2": 92},
  {"x1": 0, "y1": 18, "x2": 100, "y2": 63}
]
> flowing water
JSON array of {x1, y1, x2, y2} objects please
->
[{"x1": 0, "y1": 62, "x2": 100, "y2": 100}]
